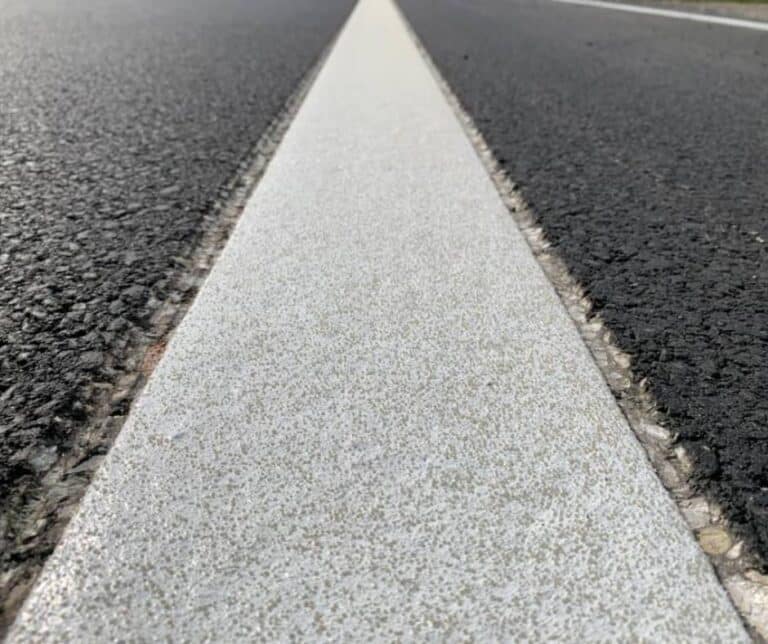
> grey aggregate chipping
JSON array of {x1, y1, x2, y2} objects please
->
[{"x1": 9, "y1": 0, "x2": 746, "y2": 640}]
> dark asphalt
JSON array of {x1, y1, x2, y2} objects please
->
[
  {"x1": 0, "y1": 0, "x2": 353, "y2": 624},
  {"x1": 398, "y1": 0, "x2": 768, "y2": 560}
]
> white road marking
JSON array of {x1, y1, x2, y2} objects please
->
[
  {"x1": 9, "y1": 0, "x2": 746, "y2": 640},
  {"x1": 552, "y1": 0, "x2": 768, "y2": 31}
]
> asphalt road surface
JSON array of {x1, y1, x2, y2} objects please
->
[
  {"x1": 5, "y1": 1, "x2": 747, "y2": 638},
  {"x1": 0, "y1": 0, "x2": 353, "y2": 625},
  {"x1": 399, "y1": 0, "x2": 768, "y2": 563},
  {"x1": 3, "y1": 0, "x2": 768, "y2": 634}
]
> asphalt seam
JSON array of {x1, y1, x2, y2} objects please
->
[
  {"x1": 552, "y1": 0, "x2": 768, "y2": 31},
  {"x1": 0, "y1": 30, "x2": 340, "y2": 638},
  {"x1": 393, "y1": 1, "x2": 768, "y2": 639}
]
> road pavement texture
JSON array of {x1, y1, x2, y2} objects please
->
[
  {"x1": 0, "y1": 0, "x2": 354, "y2": 627},
  {"x1": 399, "y1": 0, "x2": 768, "y2": 567},
  {"x1": 7, "y1": 0, "x2": 746, "y2": 639}
]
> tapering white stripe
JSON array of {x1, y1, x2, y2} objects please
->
[{"x1": 9, "y1": 0, "x2": 746, "y2": 640}]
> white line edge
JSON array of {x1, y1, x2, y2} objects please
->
[{"x1": 552, "y1": 0, "x2": 768, "y2": 32}]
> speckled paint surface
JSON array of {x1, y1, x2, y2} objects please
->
[{"x1": 8, "y1": 0, "x2": 745, "y2": 640}]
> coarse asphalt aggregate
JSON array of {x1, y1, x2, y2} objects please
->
[
  {"x1": 398, "y1": 0, "x2": 768, "y2": 563},
  {"x1": 0, "y1": 0, "x2": 354, "y2": 624}
]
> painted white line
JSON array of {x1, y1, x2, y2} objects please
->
[
  {"x1": 9, "y1": 0, "x2": 746, "y2": 640},
  {"x1": 552, "y1": 0, "x2": 768, "y2": 31}
]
